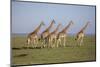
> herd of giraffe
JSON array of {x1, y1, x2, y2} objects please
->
[{"x1": 26, "y1": 19, "x2": 89, "y2": 48}]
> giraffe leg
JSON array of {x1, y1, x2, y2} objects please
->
[
  {"x1": 35, "y1": 39, "x2": 37, "y2": 47},
  {"x1": 77, "y1": 37, "x2": 80, "y2": 46},
  {"x1": 59, "y1": 38, "x2": 61, "y2": 47},
  {"x1": 56, "y1": 39, "x2": 59, "y2": 48},
  {"x1": 63, "y1": 37, "x2": 66, "y2": 47},
  {"x1": 35, "y1": 39, "x2": 38, "y2": 47},
  {"x1": 27, "y1": 38, "x2": 32, "y2": 47},
  {"x1": 50, "y1": 38, "x2": 54, "y2": 48},
  {"x1": 27, "y1": 38, "x2": 30, "y2": 48},
  {"x1": 55, "y1": 38, "x2": 57, "y2": 47},
  {"x1": 41, "y1": 39, "x2": 44, "y2": 48},
  {"x1": 57, "y1": 40, "x2": 59, "y2": 47},
  {"x1": 80, "y1": 37, "x2": 83, "y2": 46},
  {"x1": 57, "y1": 39, "x2": 59, "y2": 48},
  {"x1": 51, "y1": 38, "x2": 55, "y2": 48},
  {"x1": 41, "y1": 39, "x2": 45, "y2": 47},
  {"x1": 62, "y1": 38, "x2": 64, "y2": 47},
  {"x1": 57, "y1": 38, "x2": 61, "y2": 47},
  {"x1": 33, "y1": 39, "x2": 36, "y2": 48},
  {"x1": 35, "y1": 39, "x2": 38, "y2": 48},
  {"x1": 76, "y1": 39, "x2": 79, "y2": 46},
  {"x1": 36, "y1": 38, "x2": 40, "y2": 46},
  {"x1": 82, "y1": 38, "x2": 84, "y2": 45},
  {"x1": 57, "y1": 39, "x2": 59, "y2": 47},
  {"x1": 50, "y1": 39, "x2": 53, "y2": 48},
  {"x1": 78, "y1": 39, "x2": 80, "y2": 46},
  {"x1": 39, "y1": 38, "x2": 42, "y2": 48},
  {"x1": 53, "y1": 39, "x2": 56, "y2": 48},
  {"x1": 31, "y1": 39, "x2": 35, "y2": 48},
  {"x1": 54, "y1": 38, "x2": 57, "y2": 48},
  {"x1": 48, "y1": 38, "x2": 50, "y2": 48},
  {"x1": 44, "y1": 39, "x2": 47, "y2": 48},
  {"x1": 80, "y1": 39, "x2": 82, "y2": 46},
  {"x1": 40, "y1": 38, "x2": 44, "y2": 48}
]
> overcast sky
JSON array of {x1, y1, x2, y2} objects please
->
[{"x1": 12, "y1": 1, "x2": 96, "y2": 34}]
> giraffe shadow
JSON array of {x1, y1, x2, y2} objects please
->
[
  {"x1": 12, "y1": 47, "x2": 22, "y2": 50},
  {"x1": 14, "y1": 54, "x2": 28, "y2": 57},
  {"x1": 12, "y1": 46, "x2": 43, "y2": 50},
  {"x1": 28, "y1": 46, "x2": 43, "y2": 49},
  {"x1": 12, "y1": 47, "x2": 29, "y2": 50}
]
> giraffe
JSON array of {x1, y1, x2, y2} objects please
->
[
  {"x1": 41, "y1": 19, "x2": 55, "y2": 47},
  {"x1": 45, "y1": 23, "x2": 61, "y2": 48},
  {"x1": 26, "y1": 21, "x2": 45, "y2": 48},
  {"x1": 75, "y1": 22, "x2": 90, "y2": 46},
  {"x1": 41, "y1": 19, "x2": 55, "y2": 39},
  {"x1": 57, "y1": 20, "x2": 74, "y2": 47}
]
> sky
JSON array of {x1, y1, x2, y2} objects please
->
[{"x1": 12, "y1": 1, "x2": 96, "y2": 34}]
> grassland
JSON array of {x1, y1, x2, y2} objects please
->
[{"x1": 11, "y1": 35, "x2": 96, "y2": 66}]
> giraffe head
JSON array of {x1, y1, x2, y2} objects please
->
[
  {"x1": 52, "y1": 19, "x2": 56, "y2": 24},
  {"x1": 58, "y1": 23, "x2": 62, "y2": 27},
  {"x1": 86, "y1": 21, "x2": 90, "y2": 25},
  {"x1": 53, "y1": 23, "x2": 62, "y2": 33},
  {"x1": 40, "y1": 21, "x2": 45, "y2": 26},
  {"x1": 70, "y1": 20, "x2": 74, "y2": 25}
]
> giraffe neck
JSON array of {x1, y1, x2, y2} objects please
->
[
  {"x1": 80, "y1": 22, "x2": 89, "y2": 32},
  {"x1": 45, "y1": 20, "x2": 55, "y2": 32},
  {"x1": 31, "y1": 23, "x2": 42, "y2": 34},
  {"x1": 60, "y1": 21, "x2": 72, "y2": 33},
  {"x1": 52, "y1": 24, "x2": 61, "y2": 34}
]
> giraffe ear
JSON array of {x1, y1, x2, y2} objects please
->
[
  {"x1": 87, "y1": 21, "x2": 90, "y2": 23},
  {"x1": 86, "y1": 21, "x2": 90, "y2": 25},
  {"x1": 58, "y1": 23, "x2": 61, "y2": 25},
  {"x1": 41, "y1": 21, "x2": 45, "y2": 26},
  {"x1": 70, "y1": 20, "x2": 74, "y2": 25},
  {"x1": 52, "y1": 19, "x2": 56, "y2": 23}
]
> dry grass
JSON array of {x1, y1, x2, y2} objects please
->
[{"x1": 11, "y1": 35, "x2": 96, "y2": 66}]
